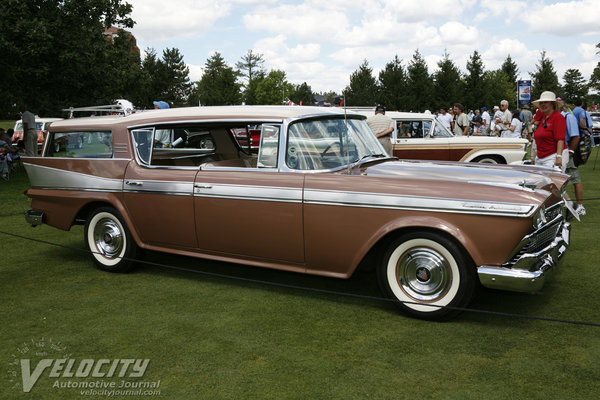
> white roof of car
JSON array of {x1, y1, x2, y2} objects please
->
[{"x1": 50, "y1": 105, "x2": 364, "y2": 129}]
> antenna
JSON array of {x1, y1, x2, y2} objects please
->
[{"x1": 343, "y1": 92, "x2": 351, "y2": 174}]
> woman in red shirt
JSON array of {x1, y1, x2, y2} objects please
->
[{"x1": 531, "y1": 91, "x2": 566, "y2": 170}]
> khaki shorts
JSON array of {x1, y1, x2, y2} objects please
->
[{"x1": 565, "y1": 156, "x2": 581, "y2": 184}]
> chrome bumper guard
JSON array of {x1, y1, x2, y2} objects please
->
[
  {"x1": 478, "y1": 220, "x2": 570, "y2": 292},
  {"x1": 25, "y1": 210, "x2": 44, "y2": 226}
]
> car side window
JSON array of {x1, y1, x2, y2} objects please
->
[
  {"x1": 132, "y1": 124, "x2": 263, "y2": 169},
  {"x1": 131, "y1": 129, "x2": 153, "y2": 164},
  {"x1": 398, "y1": 121, "x2": 424, "y2": 138},
  {"x1": 47, "y1": 131, "x2": 112, "y2": 158},
  {"x1": 257, "y1": 125, "x2": 279, "y2": 168}
]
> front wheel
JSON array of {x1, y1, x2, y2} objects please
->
[
  {"x1": 84, "y1": 207, "x2": 138, "y2": 272},
  {"x1": 377, "y1": 232, "x2": 476, "y2": 320}
]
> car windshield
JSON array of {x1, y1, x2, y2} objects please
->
[{"x1": 286, "y1": 117, "x2": 386, "y2": 170}]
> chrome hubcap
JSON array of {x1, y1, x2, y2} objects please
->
[
  {"x1": 396, "y1": 247, "x2": 451, "y2": 301},
  {"x1": 93, "y1": 218, "x2": 123, "y2": 258}
]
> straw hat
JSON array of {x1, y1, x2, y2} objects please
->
[{"x1": 531, "y1": 91, "x2": 558, "y2": 107}]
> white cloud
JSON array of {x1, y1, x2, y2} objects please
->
[
  {"x1": 243, "y1": 3, "x2": 350, "y2": 43},
  {"x1": 578, "y1": 43, "x2": 598, "y2": 61},
  {"x1": 439, "y1": 22, "x2": 479, "y2": 44},
  {"x1": 129, "y1": 0, "x2": 232, "y2": 41},
  {"x1": 383, "y1": 0, "x2": 477, "y2": 21},
  {"x1": 525, "y1": 0, "x2": 600, "y2": 36},
  {"x1": 479, "y1": 0, "x2": 528, "y2": 23},
  {"x1": 187, "y1": 64, "x2": 204, "y2": 81}
]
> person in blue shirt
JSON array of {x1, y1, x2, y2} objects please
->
[{"x1": 560, "y1": 99, "x2": 585, "y2": 217}]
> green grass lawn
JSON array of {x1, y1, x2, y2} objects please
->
[
  {"x1": 1, "y1": 153, "x2": 600, "y2": 399},
  {"x1": 1, "y1": 120, "x2": 16, "y2": 131}
]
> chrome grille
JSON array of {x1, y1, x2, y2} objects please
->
[{"x1": 504, "y1": 214, "x2": 564, "y2": 268}]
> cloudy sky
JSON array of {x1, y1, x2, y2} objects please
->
[{"x1": 127, "y1": 0, "x2": 600, "y2": 93}]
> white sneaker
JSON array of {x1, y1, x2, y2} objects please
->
[{"x1": 576, "y1": 205, "x2": 586, "y2": 217}]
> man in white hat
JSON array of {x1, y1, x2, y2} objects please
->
[
  {"x1": 496, "y1": 100, "x2": 512, "y2": 137},
  {"x1": 490, "y1": 105, "x2": 502, "y2": 135}
]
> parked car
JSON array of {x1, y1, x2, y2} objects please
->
[
  {"x1": 590, "y1": 112, "x2": 600, "y2": 146},
  {"x1": 12, "y1": 117, "x2": 63, "y2": 152},
  {"x1": 354, "y1": 110, "x2": 528, "y2": 164},
  {"x1": 22, "y1": 106, "x2": 571, "y2": 320}
]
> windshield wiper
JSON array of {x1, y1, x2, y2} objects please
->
[{"x1": 350, "y1": 153, "x2": 389, "y2": 168}]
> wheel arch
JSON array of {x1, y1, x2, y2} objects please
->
[
  {"x1": 351, "y1": 217, "x2": 478, "y2": 276},
  {"x1": 466, "y1": 152, "x2": 506, "y2": 164},
  {"x1": 73, "y1": 199, "x2": 144, "y2": 249}
]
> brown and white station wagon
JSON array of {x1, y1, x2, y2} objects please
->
[{"x1": 23, "y1": 106, "x2": 572, "y2": 319}]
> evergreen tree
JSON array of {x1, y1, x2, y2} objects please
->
[
  {"x1": 192, "y1": 52, "x2": 241, "y2": 106},
  {"x1": 255, "y1": 70, "x2": 294, "y2": 105},
  {"x1": 236, "y1": 50, "x2": 266, "y2": 104},
  {"x1": 530, "y1": 51, "x2": 560, "y2": 100},
  {"x1": 160, "y1": 48, "x2": 192, "y2": 106},
  {"x1": 344, "y1": 60, "x2": 378, "y2": 106},
  {"x1": 562, "y1": 69, "x2": 588, "y2": 104},
  {"x1": 433, "y1": 50, "x2": 462, "y2": 110},
  {"x1": 243, "y1": 71, "x2": 265, "y2": 105},
  {"x1": 406, "y1": 50, "x2": 434, "y2": 112},
  {"x1": 289, "y1": 82, "x2": 314, "y2": 105},
  {"x1": 463, "y1": 50, "x2": 486, "y2": 110},
  {"x1": 590, "y1": 64, "x2": 600, "y2": 94},
  {"x1": 482, "y1": 70, "x2": 514, "y2": 108},
  {"x1": 377, "y1": 55, "x2": 407, "y2": 111},
  {"x1": 501, "y1": 55, "x2": 519, "y2": 86}
]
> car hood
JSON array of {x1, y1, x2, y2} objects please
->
[{"x1": 357, "y1": 159, "x2": 567, "y2": 202}]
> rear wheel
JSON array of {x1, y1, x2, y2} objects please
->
[
  {"x1": 377, "y1": 231, "x2": 476, "y2": 320},
  {"x1": 473, "y1": 155, "x2": 502, "y2": 164},
  {"x1": 84, "y1": 207, "x2": 138, "y2": 272}
]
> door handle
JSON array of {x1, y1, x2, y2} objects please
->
[
  {"x1": 194, "y1": 184, "x2": 213, "y2": 189},
  {"x1": 125, "y1": 180, "x2": 143, "y2": 186}
]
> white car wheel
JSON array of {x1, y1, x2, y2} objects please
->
[
  {"x1": 85, "y1": 207, "x2": 137, "y2": 272},
  {"x1": 378, "y1": 232, "x2": 475, "y2": 319}
]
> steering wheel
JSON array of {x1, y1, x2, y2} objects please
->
[{"x1": 320, "y1": 141, "x2": 342, "y2": 158}]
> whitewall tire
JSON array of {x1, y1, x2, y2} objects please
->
[
  {"x1": 84, "y1": 207, "x2": 138, "y2": 272},
  {"x1": 377, "y1": 232, "x2": 476, "y2": 320}
]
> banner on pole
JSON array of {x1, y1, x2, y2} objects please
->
[{"x1": 518, "y1": 80, "x2": 532, "y2": 105}]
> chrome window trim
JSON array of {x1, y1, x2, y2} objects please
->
[{"x1": 127, "y1": 118, "x2": 284, "y2": 131}]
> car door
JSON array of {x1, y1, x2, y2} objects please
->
[
  {"x1": 192, "y1": 124, "x2": 305, "y2": 264},
  {"x1": 122, "y1": 128, "x2": 197, "y2": 249},
  {"x1": 392, "y1": 118, "x2": 451, "y2": 160}
]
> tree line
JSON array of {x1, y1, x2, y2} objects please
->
[{"x1": 1, "y1": 0, "x2": 599, "y2": 119}]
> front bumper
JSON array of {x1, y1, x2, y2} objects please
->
[{"x1": 478, "y1": 219, "x2": 570, "y2": 292}]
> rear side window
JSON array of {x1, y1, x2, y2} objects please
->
[{"x1": 47, "y1": 131, "x2": 113, "y2": 158}]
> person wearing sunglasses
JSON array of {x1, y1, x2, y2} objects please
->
[{"x1": 530, "y1": 91, "x2": 566, "y2": 171}]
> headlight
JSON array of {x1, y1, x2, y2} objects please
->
[{"x1": 533, "y1": 205, "x2": 547, "y2": 229}]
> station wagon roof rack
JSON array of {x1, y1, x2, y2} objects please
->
[{"x1": 62, "y1": 99, "x2": 135, "y2": 118}]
